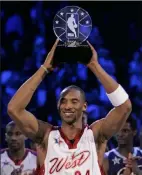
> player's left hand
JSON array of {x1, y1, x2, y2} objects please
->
[{"x1": 86, "y1": 41, "x2": 98, "y2": 67}]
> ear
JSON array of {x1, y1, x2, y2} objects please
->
[
  {"x1": 57, "y1": 100, "x2": 60, "y2": 110},
  {"x1": 5, "y1": 133, "x2": 7, "y2": 142},
  {"x1": 24, "y1": 136, "x2": 27, "y2": 140},
  {"x1": 83, "y1": 102, "x2": 87, "y2": 112}
]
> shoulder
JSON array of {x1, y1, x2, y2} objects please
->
[
  {"x1": 89, "y1": 119, "x2": 104, "y2": 139},
  {"x1": 33, "y1": 120, "x2": 53, "y2": 144},
  {"x1": 134, "y1": 147, "x2": 142, "y2": 155},
  {"x1": 90, "y1": 119, "x2": 104, "y2": 129},
  {"x1": 26, "y1": 148, "x2": 37, "y2": 157},
  {"x1": 39, "y1": 125, "x2": 59, "y2": 148},
  {"x1": 90, "y1": 119, "x2": 108, "y2": 145},
  {"x1": 105, "y1": 148, "x2": 116, "y2": 158},
  {"x1": 0, "y1": 148, "x2": 8, "y2": 155},
  {"x1": 37, "y1": 120, "x2": 53, "y2": 131}
]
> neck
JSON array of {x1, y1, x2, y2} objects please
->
[
  {"x1": 61, "y1": 121, "x2": 83, "y2": 140},
  {"x1": 117, "y1": 144, "x2": 133, "y2": 158},
  {"x1": 8, "y1": 147, "x2": 25, "y2": 160}
]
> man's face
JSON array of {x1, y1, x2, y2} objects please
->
[
  {"x1": 116, "y1": 123, "x2": 136, "y2": 146},
  {"x1": 58, "y1": 89, "x2": 87, "y2": 125},
  {"x1": 5, "y1": 125, "x2": 25, "y2": 151}
]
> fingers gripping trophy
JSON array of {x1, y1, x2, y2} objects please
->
[{"x1": 53, "y1": 6, "x2": 93, "y2": 65}]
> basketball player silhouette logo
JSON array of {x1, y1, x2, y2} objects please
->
[
  {"x1": 67, "y1": 14, "x2": 78, "y2": 38},
  {"x1": 53, "y1": 6, "x2": 92, "y2": 44}
]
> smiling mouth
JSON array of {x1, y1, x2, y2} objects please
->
[{"x1": 64, "y1": 112, "x2": 74, "y2": 117}]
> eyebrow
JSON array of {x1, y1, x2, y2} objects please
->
[{"x1": 61, "y1": 98, "x2": 79, "y2": 101}]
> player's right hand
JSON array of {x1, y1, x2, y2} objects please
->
[{"x1": 43, "y1": 39, "x2": 59, "y2": 71}]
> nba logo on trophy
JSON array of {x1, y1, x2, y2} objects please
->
[
  {"x1": 66, "y1": 13, "x2": 79, "y2": 39},
  {"x1": 53, "y1": 6, "x2": 92, "y2": 47}
]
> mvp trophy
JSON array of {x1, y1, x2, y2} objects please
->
[{"x1": 53, "y1": 6, "x2": 92, "y2": 65}]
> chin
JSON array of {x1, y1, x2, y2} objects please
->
[
  {"x1": 118, "y1": 142, "x2": 127, "y2": 146},
  {"x1": 64, "y1": 120, "x2": 74, "y2": 125},
  {"x1": 10, "y1": 147, "x2": 20, "y2": 152},
  {"x1": 63, "y1": 118, "x2": 77, "y2": 125}
]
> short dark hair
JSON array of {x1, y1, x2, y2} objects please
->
[
  {"x1": 126, "y1": 117, "x2": 137, "y2": 131},
  {"x1": 6, "y1": 121, "x2": 16, "y2": 131},
  {"x1": 59, "y1": 85, "x2": 86, "y2": 102}
]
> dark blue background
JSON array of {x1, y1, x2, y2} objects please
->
[{"x1": 1, "y1": 1, "x2": 142, "y2": 148}]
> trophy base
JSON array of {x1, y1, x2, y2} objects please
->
[{"x1": 53, "y1": 41, "x2": 92, "y2": 66}]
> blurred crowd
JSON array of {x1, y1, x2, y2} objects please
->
[{"x1": 1, "y1": 1, "x2": 142, "y2": 149}]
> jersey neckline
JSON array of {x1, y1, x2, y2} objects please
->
[{"x1": 58, "y1": 125, "x2": 87, "y2": 149}]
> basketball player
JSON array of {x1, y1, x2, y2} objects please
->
[
  {"x1": 0, "y1": 121, "x2": 37, "y2": 175},
  {"x1": 103, "y1": 117, "x2": 142, "y2": 175},
  {"x1": 67, "y1": 14, "x2": 78, "y2": 38},
  {"x1": 7, "y1": 39, "x2": 132, "y2": 175}
]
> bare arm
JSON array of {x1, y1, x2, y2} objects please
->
[
  {"x1": 88, "y1": 42, "x2": 132, "y2": 139},
  {"x1": 97, "y1": 139, "x2": 108, "y2": 166},
  {"x1": 103, "y1": 156, "x2": 109, "y2": 175},
  {"x1": 7, "y1": 39, "x2": 59, "y2": 143}
]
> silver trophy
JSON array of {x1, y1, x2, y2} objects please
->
[{"x1": 53, "y1": 6, "x2": 92, "y2": 64}]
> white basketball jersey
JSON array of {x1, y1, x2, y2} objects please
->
[
  {"x1": 42, "y1": 126, "x2": 102, "y2": 175},
  {"x1": 0, "y1": 148, "x2": 37, "y2": 175}
]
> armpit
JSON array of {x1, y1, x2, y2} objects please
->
[
  {"x1": 96, "y1": 132, "x2": 107, "y2": 146},
  {"x1": 33, "y1": 120, "x2": 51, "y2": 144}
]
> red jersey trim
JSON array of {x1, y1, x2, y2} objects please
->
[
  {"x1": 99, "y1": 164, "x2": 106, "y2": 175},
  {"x1": 0, "y1": 148, "x2": 8, "y2": 154},
  {"x1": 59, "y1": 125, "x2": 87, "y2": 149},
  {"x1": 35, "y1": 164, "x2": 45, "y2": 175},
  {"x1": 4, "y1": 148, "x2": 36, "y2": 165}
]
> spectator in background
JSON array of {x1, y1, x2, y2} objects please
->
[
  {"x1": 103, "y1": 117, "x2": 142, "y2": 175},
  {"x1": 0, "y1": 121, "x2": 37, "y2": 175}
]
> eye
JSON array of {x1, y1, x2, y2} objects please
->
[
  {"x1": 72, "y1": 100, "x2": 78, "y2": 104},
  {"x1": 123, "y1": 129, "x2": 129, "y2": 133},
  {"x1": 60, "y1": 99, "x2": 66, "y2": 104},
  {"x1": 16, "y1": 132, "x2": 22, "y2": 136},
  {"x1": 7, "y1": 132, "x2": 12, "y2": 136}
]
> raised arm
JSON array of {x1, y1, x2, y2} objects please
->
[
  {"x1": 87, "y1": 41, "x2": 132, "y2": 140},
  {"x1": 103, "y1": 155, "x2": 109, "y2": 175},
  {"x1": 7, "y1": 39, "x2": 59, "y2": 143}
]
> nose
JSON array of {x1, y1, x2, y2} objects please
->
[
  {"x1": 10, "y1": 135, "x2": 17, "y2": 141},
  {"x1": 117, "y1": 131, "x2": 123, "y2": 138},
  {"x1": 64, "y1": 102, "x2": 72, "y2": 110}
]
